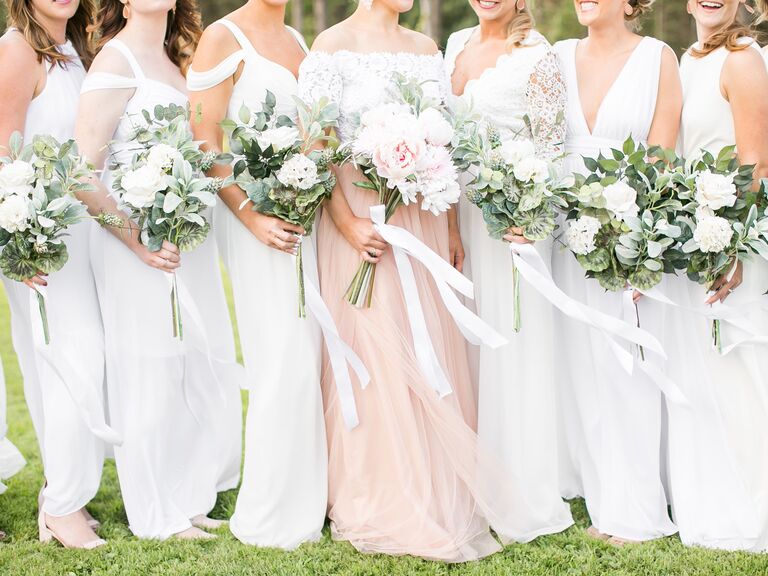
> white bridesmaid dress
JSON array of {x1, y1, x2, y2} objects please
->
[
  {"x1": 1, "y1": 36, "x2": 111, "y2": 515},
  {"x1": 187, "y1": 20, "x2": 326, "y2": 549},
  {"x1": 444, "y1": 27, "x2": 574, "y2": 539},
  {"x1": 0, "y1": 360, "x2": 25, "y2": 494},
  {"x1": 667, "y1": 38, "x2": 768, "y2": 552},
  {"x1": 81, "y1": 39, "x2": 243, "y2": 539},
  {"x1": 552, "y1": 37, "x2": 677, "y2": 541}
]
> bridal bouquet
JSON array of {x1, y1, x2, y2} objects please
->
[
  {"x1": 222, "y1": 90, "x2": 340, "y2": 317},
  {"x1": 110, "y1": 103, "x2": 225, "y2": 339},
  {"x1": 339, "y1": 72, "x2": 461, "y2": 307},
  {"x1": 0, "y1": 132, "x2": 91, "y2": 344},
  {"x1": 562, "y1": 137, "x2": 686, "y2": 293},
  {"x1": 452, "y1": 117, "x2": 571, "y2": 331},
  {"x1": 669, "y1": 146, "x2": 768, "y2": 348}
]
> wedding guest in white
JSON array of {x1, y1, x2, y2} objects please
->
[
  {"x1": 444, "y1": 0, "x2": 574, "y2": 539},
  {"x1": 553, "y1": 0, "x2": 680, "y2": 545},
  {"x1": 669, "y1": 0, "x2": 768, "y2": 552},
  {"x1": 0, "y1": 0, "x2": 110, "y2": 549},
  {"x1": 187, "y1": 0, "x2": 326, "y2": 549},
  {"x1": 74, "y1": 0, "x2": 242, "y2": 540}
]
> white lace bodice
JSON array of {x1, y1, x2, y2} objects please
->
[
  {"x1": 679, "y1": 38, "x2": 761, "y2": 159},
  {"x1": 298, "y1": 50, "x2": 449, "y2": 143},
  {"x1": 444, "y1": 28, "x2": 566, "y2": 160},
  {"x1": 555, "y1": 36, "x2": 665, "y2": 176},
  {"x1": 187, "y1": 20, "x2": 307, "y2": 122}
]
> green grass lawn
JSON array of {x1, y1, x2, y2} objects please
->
[{"x1": 0, "y1": 282, "x2": 767, "y2": 575}]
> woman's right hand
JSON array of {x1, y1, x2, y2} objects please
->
[
  {"x1": 340, "y1": 216, "x2": 389, "y2": 264},
  {"x1": 242, "y1": 211, "x2": 304, "y2": 254},
  {"x1": 132, "y1": 240, "x2": 181, "y2": 273}
]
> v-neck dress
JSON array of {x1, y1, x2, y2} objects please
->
[
  {"x1": 81, "y1": 38, "x2": 243, "y2": 539},
  {"x1": 187, "y1": 20, "x2": 327, "y2": 549},
  {"x1": 552, "y1": 36, "x2": 678, "y2": 541}
]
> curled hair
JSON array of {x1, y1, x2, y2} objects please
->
[
  {"x1": 624, "y1": 0, "x2": 654, "y2": 29},
  {"x1": 505, "y1": 4, "x2": 535, "y2": 51},
  {"x1": 6, "y1": 0, "x2": 96, "y2": 68},
  {"x1": 93, "y1": 0, "x2": 202, "y2": 74},
  {"x1": 690, "y1": 1, "x2": 764, "y2": 58}
]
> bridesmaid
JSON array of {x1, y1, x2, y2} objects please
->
[
  {"x1": 444, "y1": 0, "x2": 573, "y2": 538},
  {"x1": 187, "y1": 0, "x2": 326, "y2": 549},
  {"x1": 0, "y1": 0, "x2": 110, "y2": 549},
  {"x1": 0, "y1": 359, "x2": 26, "y2": 537},
  {"x1": 670, "y1": 0, "x2": 768, "y2": 552},
  {"x1": 74, "y1": 0, "x2": 242, "y2": 540},
  {"x1": 552, "y1": 0, "x2": 681, "y2": 544}
]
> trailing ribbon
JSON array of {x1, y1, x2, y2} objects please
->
[
  {"x1": 29, "y1": 286, "x2": 123, "y2": 445},
  {"x1": 508, "y1": 244, "x2": 688, "y2": 405},
  {"x1": 370, "y1": 205, "x2": 507, "y2": 399},
  {"x1": 296, "y1": 241, "x2": 370, "y2": 430}
]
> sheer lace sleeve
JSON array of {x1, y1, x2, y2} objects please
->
[
  {"x1": 525, "y1": 51, "x2": 567, "y2": 161},
  {"x1": 298, "y1": 52, "x2": 343, "y2": 103}
]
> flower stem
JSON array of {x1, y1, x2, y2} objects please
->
[
  {"x1": 36, "y1": 291, "x2": 50, "y2": 345},
  {"x1": 297, "y1": 242, "x2": 306, "y2": 319},
  {"x1": 512, "y1": 263, "x2": 521, "y2": 333},
  {"x1": 171, "y1": 273, "x2": 183, "y2": 340},
  {"x1": 712, "y1": 319, "x2": 722, "y2": 354},
  {"x1": 635, "y1": 301, "x2": 645, "y2": 361}
]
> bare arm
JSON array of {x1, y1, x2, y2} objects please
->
[{"x1": 647, "y1": 46, "x2": 682, "y2": 150}]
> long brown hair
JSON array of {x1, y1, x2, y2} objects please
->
[
  {"x1": 93, "y1": 0, "x2": 202, "y2": 74},
  {"x1": 691, "y1": 0, "x2": 766, "y2": 57},
  {"x1": 6, "y1": 0, "x2": 96, "y2": 68}
]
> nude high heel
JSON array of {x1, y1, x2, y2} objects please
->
[{"x1": 38, "y1": 494, "x2": 106, "y2": 549}]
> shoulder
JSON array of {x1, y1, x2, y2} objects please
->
[
  {"x1": 445, "y1": 27, "x2": 474, "y2": 52},
  {"x1": 0, "y1": 29, "x2": 39, "y2": 68},
  {"x1": 723, "y1": 40, "x2": 767, "y2": 80},
  {"x1": 88, "y1": 40, "x2": 135, "y2": 78},
  {"x1": 398, "y1": 27, "x2": 439, "y2": 55},
  {"x1": 553, "y1": 38, "x2": 578, "y2": 57},
  {"x1": 192, "y1": 21, "x2": 243, "y2": 69},
  {"x1": 310, "y1": 24, "x2": 357, "y2": 53}
]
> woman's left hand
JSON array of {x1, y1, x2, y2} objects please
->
[{"x1": 503, "y1": 227, "x2": 534, "y2": 245}]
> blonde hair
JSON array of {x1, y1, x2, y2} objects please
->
[
  {"x1": 691, "y1": 1, "x2": 765, "y2": 58},
  {"x1": 505, "y1": 2, "x2": 535, "y2": 51},
  {"x1": 625, "y1": 0, "x2": 654, "y2": 22}
]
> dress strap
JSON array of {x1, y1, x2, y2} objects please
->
[
  {"x1": 103, "y1": 39, "x2": 146, "y2": 80},
  {"x1": 215, "y1": 19, "x2": 258, "y2": 54},
  {"x1": 187, "y1": 50, "x2": 245, "y2": 92},
  {"x1": 286, "y1": 25, "x2": 309, "y2": 54}
]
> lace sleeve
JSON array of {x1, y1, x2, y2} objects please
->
[
  {"x1": 298, "y1": 52, "x2": 343, "y2": 103},
  {"x1": 525, "y1": 51, "x2": 567, "y2": 162}
]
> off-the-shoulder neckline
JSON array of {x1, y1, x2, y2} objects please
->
[{"x1": 307, "y1": 49, "x2": 443, "y2": 60}]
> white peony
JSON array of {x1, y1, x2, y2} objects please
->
[
  {"x1": 0, "y1": 160, "x2": 36, "y2": 199},
  {"x1": 420, "y1": 178, "x2": 461, "y2": 215},
  {"x1": 694, "y1": 215, "x2": 733, "y2": 253},
  {"x1": 513, "y1": 156, "x2": 548, "y2": 184},
  {"x1": 257, "y1": 126, "x2": 300, "y2": 153},
  {"x1": 0, "y1": 194, "x2": 31, "y2": 233},
  {"x1": 499, "y1": 139, "x2": 536, "y2": 166},
  {"x1": 276, "y1": 154, "x2": 319, "y2": 190},
  {"x1": 566, "y1": 215, "x2": 601, "y2": 255},
  {"x1": 120, "y1": 164, "x2": 168, "y2": 208},
  {"x1": 695, "y1": 170, "x2": 737, "y2": 211},
  {"x1": 146, "y1": 143, "x2": 183, "y2": 172},
  {"x1": 417, "y1": 107, "x2": 454, "y2": 147},
  {"x1": 360, "y1": 103, "x2": 412, "y2": 131},
  {"x1": 602, "y1": 181, "x2": 639, "y2": 221}
]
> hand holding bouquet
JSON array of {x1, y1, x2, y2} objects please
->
[
  {"x1": 0, "y1": 132, "x2": 91, "y2": 344},
  {"x1": 222, "y1": 90, "x2": 340, "y2": 317}
]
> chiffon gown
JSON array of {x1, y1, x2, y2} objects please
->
[
  {"x1": 0, "y1": 360, "x2": 24, "y2": 494},
  {"x1": 1, "y1": 37, "x2": 110, "y2": 516},
  {"x1": 299, "y1": 49, "x2": 547, "y2": 562},
  {"x1": 444, "y1": 27, "x2": 573, "y2": 538},
  {"x1": 81, "y1": 39, "x2": 242, "y2": 539},
  {"x1": 552, "y1": 37, "x2": 677, "y2": 541},
  {"x1": 187, "y1": 20, "x2": 327, "y2": 549},
  {"x1": 666, "y1": 38, "x2": 768, "y2": 552}
]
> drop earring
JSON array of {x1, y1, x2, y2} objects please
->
[{"x1": 624, "y1": 2, "x2": 634, "y2": 16}]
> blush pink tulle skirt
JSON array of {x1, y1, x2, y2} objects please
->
[{"x1": 316, "y1": 165, "x2": 547, "y2": 562}]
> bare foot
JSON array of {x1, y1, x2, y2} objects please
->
[
  {"x1": 586, "y1": 526, "x2": 611, "y2": 541},
  {"x1": 42, "y1": 511, "x2": 105, "y2": 549},
  {"x1": 173, "y1": 526, "x2": 217, "y2": 540},
  {"x1": 607, "y1": 535, "x2": 641, "y2": 547},
  {"x1": 191, "y1": 515, "x2": 227, "y2": 530},
  {"x1": 81, "y1": 508, "x2": 100, "y2": 530}
]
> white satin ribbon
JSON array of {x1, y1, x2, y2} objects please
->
[
  {"x1": 29, "y1": 286, "x2": 123, "y2": 445},
  {"x1": 296, "y1": 239, "x2": 370, "y2": 430},
  {"x1": 370, "y1": 204, "x2": 507, "y2": 399},
  {"x1": 508, "y1": 244, "x2": 688, "y2": 405}
]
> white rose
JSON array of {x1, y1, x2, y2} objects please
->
[
  {"x1": 695, "y1": 170, "x2": 737, "y2": 211},
  {"x1": 694, "y1": 216, "x2": 733, "y2": 253},
  {"x1": 120, "y1": 164, "x2": 167, "y2": 208},
  {"x1": 257, "y1": 126, "x2": 300, "y2": 153},
  {"x1": 602, "y1": 181, "x2": 639, "y2": 221},
  {"x1": 0, "y1": 160, "x2": 35, "y2": 199},
  {"x1": 276, "y1": 154, "x2": 319, "y2": 190},
  {"x1": 514, "y1": 156, "x2": 548, "y2": 184},
  {"x1": 566, "y1": 215, "x2": 601, "y2": 255},
  {"x1": 0, "y1": 194, "x2": 31, "y2": 233},
  {"x1": 417, "y1": 107, "x2": 454, "y2": 147},
  {"x1": 147, "y1": 144, "x2": 182, "y2": 173},
  {"x1": 499, "y1": 139, "x2": 536, "y2": 166}
]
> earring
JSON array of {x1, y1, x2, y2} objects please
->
[{"x1": 624, "y1": 2, "x2": 634, "y2": 16}]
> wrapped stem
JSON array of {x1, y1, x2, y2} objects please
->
[
  {"x1": 712, "y1": 319, "x2": 722, "y2": 354},
  {"x1": 36, "y1": 290, "x2": 50, "y2": 345},
  {"x1": 512, "y1": 263, "x2": 521, "y2": 333},
  {"x1": 170, "y1": 273, "x2": 183, "y2": 340},
  {"x1": 297, "y1": 241, "x2": 306, "y2": 318}
]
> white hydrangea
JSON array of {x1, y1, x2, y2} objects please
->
[
  {"x1": 513, "y1": 156, "x2": 548, "y2": 184},
  {"x1": 0, "y1": 160, "x2": 36, "y2": 199},
  {"x1": 566, "y1": 215, "x2": 601, "y2": 255},
  {"x1": 602, "y1": 181, "x2": 639, "y2": 221},
  {"x1": 695, "y1": 170, "x2": 737, "y2": 211},
  {"x1": 0, "y1": 194, "x2": 32, "y2": 233},
  {"x1": 276, "y1": 154, "x2": 319, "y2": 190},
  {"x1": 694, "y1": 216, "x2": 733, "y2": 253}
]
